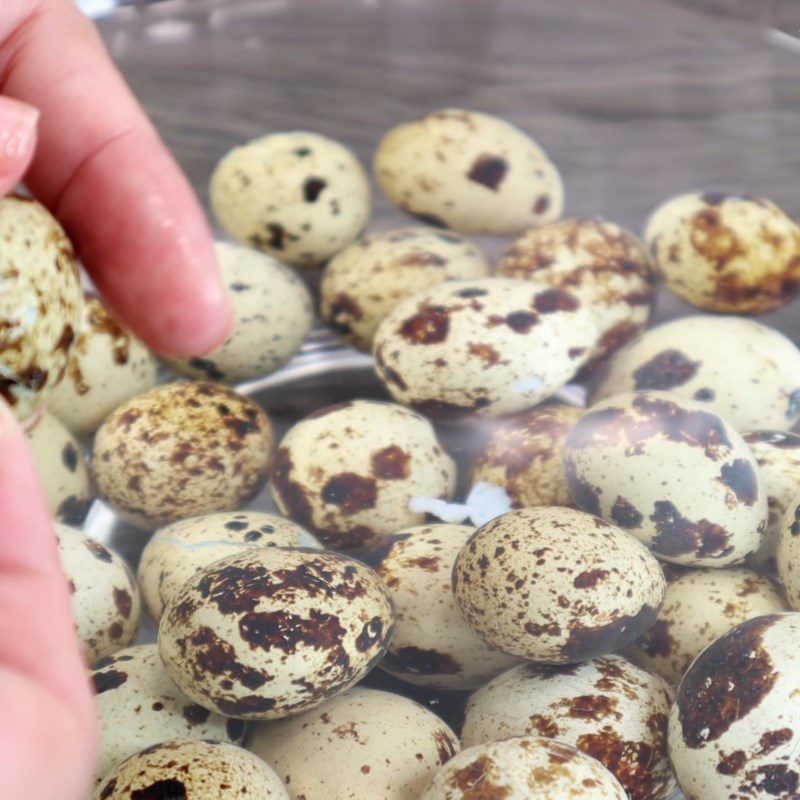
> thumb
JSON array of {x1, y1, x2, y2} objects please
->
[{"x1": 0, "y1": 96, "x2": 38, "y2": 195}]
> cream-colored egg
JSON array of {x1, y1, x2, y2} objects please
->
[
  {"x1": 165, "y1": 242, "x2": 313, "y2": 383},
  {"x1": 249, "y1": 687, "x2": 460, "y2": 800},
  {"x1": 592, "y1": 316, "x2": 800, "y2": 432},
  {"x1": 364, "y1": 524, "x2": 518, "y2": 690},
  {"x1": 625, "y1": 568, "x2": 787, "y2": 686},
  {"x1": 645, "y1": 191, "x2": 800, "y2": 312},
  {"x1": 320, "y1": 227, "x2": 490, "y2": 351},
  {"x1": 92, "y1": 382, "x2": 273, "y2": 529},
  {"x1": 270, "y1": 400, "x2": 455, "y2": 550},
  {"x1": 55, "y1": 524, "x2": 140, "y2": 663},
  {"x1": 48, "y1": 294, "x2": 157, "y2": 437},
  {"x1": 452, "y1": 507, "x2": 665, "y2": 663},
  {"x1": 777, "y1": 497, "x2": 800, "y2": 609},
  {"x1": 564, "y1": 391, "x2": 767, "y2": 566},
  {"x1": 373, "y1": 279, "x2": 597, "y2": 419},
  {"x1": 27, "y1": 412, "x2": 93, "y2": 525},
  {"x1": 158, "y1": 548, "x2": 394, "y2": 720},
  {"x1": 210, "y1": 132, "x2": 370, "y2": 267},
  {"x1": 375, "y1": 109, "x2": 563, "y2": 235}
]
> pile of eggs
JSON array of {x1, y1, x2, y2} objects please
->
[{"x1": 5, "y1": 107, "x2": 800, "y2": 800}]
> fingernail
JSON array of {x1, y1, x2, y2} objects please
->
[{"x1": 0, "y1": 96, "x2": 39, "y2": 164}]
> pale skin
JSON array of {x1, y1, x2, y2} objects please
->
[{"x1": 0, "y1": 2, "x2": 232, "y2": 797}]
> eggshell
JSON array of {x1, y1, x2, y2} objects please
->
[
  {"x1": 668, "y1": 612, "x2": 800, "y2": 799},
  {"x1": 776, "y1": 498, "x2": 800, "y2": 609},
  {"x1": 374, "y1": 108, "x2": 563, "y2": 235},
  {"x1": 55, "y1": 524, "x2": 140, "y2": 663},
  {"x1": 462, "y1": 655, "x2": 675, "y2": 800},
  {"x1": 469, "y1": 403, "x2": 584, "y2": 508},
  {"x1": 0, "y1": 196, "x2": 83, "y2": 419},
  {"x1": 48, "y1": 294, "x2": 157, "y2": 437},
  {"x1": 137, "y1": 511, "x2": 310, "y2": 622},
  {"x1": 625, "y1": 568, "x2": 787, "y2": 686},
  {"x1": 158, "y1": 547, "x2": 395, "y2": 719},
  {"x1": 363, "y1": 523, "x2": 518, "y2": 690},
  {"x1": 321, "y1": 227, "x2": 490, "y2": 351},
  {"x1": 249, "y1": 687, "x2": 460, "y2": 800},
  {"x1": 373, "y1": 278, "x2": 597, "y2": 419},
  {"x1": 91, "y1": 644, "x2": 246, "y2": 783},
  {"x1": 92, "y1": 382, "x2": 273, "y2": 529},
  {"x1": 269, "y1": 400, "x2": 456, "y2": 550},
  {"x1": 563, "y1": 390, "x2": 767, "y2": 566},
  {"x1": 210, "y1": 131, "x2": 370, "y2": 267},
  {"x1": 27, "y1": 412, "x2": 93, "y2": 525},
  {"x1": 420, "y1": 736, "x2": 627, "y2": 800},
  {"x1": 94, "y1": 740, "x2": 289, "y2": 800},
  {"x1": 498, "y1": 218, "x2": 654, "y2": 369},
  {"x1": 165, "y1": 242, "x2": 314, "y2": 383},
  {"x1": 592, "y1": 316, "x2": 800, "y2": 431},
  {"x1": 645, "y1": 191, "x2": 800, "y2": 312},
  {"x1": 452, "y1": 506, "x2": 665, "y2": 663}
]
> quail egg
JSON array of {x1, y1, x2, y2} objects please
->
[
  {"x1": 27, "y1": 412, "x2": 93, "y2": 525},
  {"x1": 469, "y1": 403, "x2": 584, "y2": 508},
  {"x1": 91, "y1": 644, "x2": 246, "y2": 784},
  {"x1": 374, "y1": 108, "x2": 563, "y2": 234},
  {"x1": 165, "y1": 241, "x2": 314, "y2": 383},
  {"x1": 452, "y1": 506, "x2": 665, "y2": 663},
  {"x1": 270, "y1": 400, "x2": 456, "y2": 550},
  {"x1": 94, "y1": 739, "x2": 289, "y2": 800},
  {"x1": 92, "y1": 382, "x2": 273, "y2": 529},
  {"x1": 645, "y1": 191, "x2": 800, "y2": 313},
  {"x1": 159, "y1": 547, "x2": 394, "y2": 719},
  {"x1": 364, "y1": 523, "x2": 519, "y2": 690},
  {"x1": 249, "y1": 687, "x2": 460, "y2": 800},
  {"x1": 373, "y1": 278, "x2": 597, "y2": 419},
  {"x1": 320, "y1": 227, "x2": 490, "y2": 351},
  {"x1": 625, "y1": 568, "x2": 787, "y2": 686},
  {"x1": 668, "y1": 612, "x2": 800, "y2": 799},
  {"x1": 776, "y1": 498, "x2": 800, "y2": 609},
  {"x1": 592, "y1": 316, "x2": 800, "y2": 431},
  {"x1": 420, "y1": 736, "x2": 627, "y2": 800},
  {"x1": 55, "y1": 524, "x2": 140, "y2": 663},
  {"x1": 564, "y1": 391, "x2": 767, "y2": 566},
  {"x1": 210, "y1": 131, "x2": 370, "y2": 267},
  {"x1": 47, "y1": 294, "x2": 157, "y2": 437},
  {"x1": 461, "y1": 655, "x2": 675, "y2": 800}
]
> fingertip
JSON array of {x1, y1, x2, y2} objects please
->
[{"x1": 0, "y1": 96, "x2": 38, "y2": 195}]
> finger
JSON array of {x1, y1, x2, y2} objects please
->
[
  {"x1": 0, "y1": 1, "x2": 232, "y2": 357},
  {"x1": 0, "y1": 95, "x2": 37, "y2": 194}
]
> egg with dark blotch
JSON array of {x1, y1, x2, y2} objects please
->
[{"x1": 776, "y1": 498, "x2": 800, "y2": 610}]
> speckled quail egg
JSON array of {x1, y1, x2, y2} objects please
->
[
  {"x1": 210, "y1": 131, "x2": 370, "y2": 267},
  {"x1": 373, "y1": 279, "x2": 597, "y2": 419},
  {"x1": 55, "y1": 524, "x2": 140, "y2": 663},
  {"x1": 320, "y1": 227, "x2": 490, "y2": 351},
  {"x1": 94, "y1": 739, "x2": 289, "y2": 800},
  {"x1": 374, "y1": 109, "x2": 563, "y2": 235},
  {"x1": 92, "y1": 382, "x2": 273, "y2": 529},
  {"x1": 776, "y1": 498, "x2": 800, "y2": 609},
  {"x1": 625, "y1": 568, "x2": 787, "y2": 687},
  {"x1": 645, "y1": 191, "x2": 800, "y2": 313},
  {"x1": 159, "y1": 547, "x2": 394, "y2": 719},
  {"x1": 91, "y1": 644, "x2": 246, "y2": 784},
  {"x1": 270, "y1": 400, "x2": 455, "y2": 550},
  {"x1": 469, "y1": 403, "x2": 584, "y2": 508},
  {"x1": 47, "y1": 294, "x2": 157, "y2": 438},
  {"x1": 0, "y1": 196, "x2": 83, "y2": 419},
  {"x1": 462, "y1": 655, "x2": 675, "y2": 800},
  {"x1": 420, "y1": 736, "x2": 627, "y2": 800},
  {"x1": 564, "y1": 391, "x2": 767, "y2": 566},
  {"x1": 138, "y1": 511, "x2": 312, "y2": 623},
  {"x1": 497, "y1": 219, "x2": 654, "y2": 370},
  {"x1": 249, "y1": 687, "x2": 460, "y2": 800},
  {"x1": 452, "y1": 506, "x2": 665, "y2": 663},
  {"x1": 592, "y1": 316, "x2": 800, "y2": 431},
  {"x1": 165, "y1": 242, "x2": 314, "y2": 383},
  {"x1": 668, "y1": 612, "x2": 800, "y2": 799},
  {"x1": 27, "y1": 412, "x2": 93, "y2": 525},
  {"x1": 363, "y1": 524, "x2": 518, "y2": 690}
]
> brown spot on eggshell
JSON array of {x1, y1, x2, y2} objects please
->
[
  {"x1": 718, "y1": 458, "x2": 758, "y2": 506},
  {"x1": 635, "y1": 619, "x2": 673, "y2": 658},
  {"x1": 649, "y1": 501, "x2": 734, "y2": 559},
  {"x1": 450, "y1": 754, "x2": 511, "y2": 799},
  {"x1": 130, "y1": 779, "x2": 188, "y2": 800},
  {"x1": 93, "y1": 669, "x2": 128, "y2": 695},
  {"x1": 399, "y1": 305, "x2": 450, "y2": 344},
  {"x1": 327, "y1": 293, "x2": 363, "y2": 335},
  {"x1": 533, "y1": 288, "x2": 579, "y2": 313},
  {"x1": 562, "y1": 603, "x2": 660, "y2": 662},
  {"x1": 563, "y1": 694, "x2": 621, "y2": 721},
  {"x1": 113, "y1": 588, "x2": 133, "y2": 619},
  {"x1": 632, "y1": 349, "x2": 700, "y2": 391},
  {"x1": 371, "y1": 445, "x2": 410, "y2": 480},
  {"x1": 321, "y1": 472, "x2": 377, "y2": 514},
  {"x1": 467, "y1": 154, "x2": 508, "y2": 191},
  {"x1": 355, "y1": 617, "x2": 385, "y2": 652},
  {"x1": 759, "y1": 728, "x2": 793, "y2": 755},
  {"x1": 468, "y1": 342, "x2": 501, "y2": 365},
  {"x1": 610, "y1": 496, "x2": 643, "y2": 529},
  {"x1": 716, "y1": 749, "x2": 746, "y2": 775},
  {"x1": 572, "y1": 569, "x2": 610, "y2": 589},
  {"x1": 433, "y1": 728, "x2": 459, "y2": 764},
  {"x1": 382, "y1": 646, "x2": 462, "y2": 675}
]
